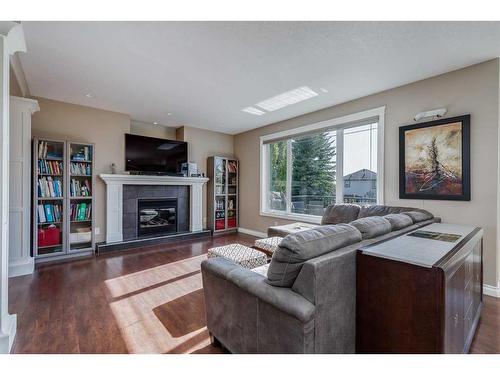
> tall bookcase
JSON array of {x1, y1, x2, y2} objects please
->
[
  {"x1": 207, "y1": 156, "x2": 238, "y2": 234},
  {"x1": 33, "y1": 138, "x2": 95, "y2": 261}
]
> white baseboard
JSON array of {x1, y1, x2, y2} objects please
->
[
  {"x1": 9, "y1": 257, "x2": 34, "y2": 278},
  {"x1": 483, "y1": 282, "x2": 500, "y2": 298},
  {"x1": 238, "y1": 227, "x2": 267, "y2": 238}
]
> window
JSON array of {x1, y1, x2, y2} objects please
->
[
  {"x1": 343, "y1": 123, "x2": 378, "y2": 205},
  {"x1": 260, "y1": 107, "x2": 384, "y2": 221}
]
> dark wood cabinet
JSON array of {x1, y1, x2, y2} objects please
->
[
  {"x1": 445, "y1": 263, "x2": 465, "y2": 353},
  {"x1": 356, "y1": 226, "x2": 483, "y2": 353}
]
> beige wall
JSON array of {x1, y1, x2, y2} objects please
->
[
  {"x1": 31, "y1": 98, "x2": 235, "y2": 240},
  {"x1": 130, "y1": 120, "x2": 177, "y2": 140},
  {"x1": 31, "y1": 97, "x2": 131, "y2": 243},
  {"x1": 234, "y1": 59, "x2": 500, "y2": 286},
  {"x1": 176, "y1": 125, "x2": 234, "y2": 226},
  {"x1": 9, "y1": 66, "x2": 22, "y2": 96}
]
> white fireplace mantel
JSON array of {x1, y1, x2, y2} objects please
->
[{"x1": 100, "y1": 174, "x2": 209, "y2": 243}]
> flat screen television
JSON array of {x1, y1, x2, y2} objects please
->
[{"x1": 125, "y1": 134, "x2": 188, "y2": 175}]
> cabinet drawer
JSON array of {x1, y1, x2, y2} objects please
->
[
  {"x1": 464, "y1": 278, "x2": 473, "y2": 313},
  {"x1": 464, "y1": 303, "x2": 473, "y2": 343},
  {"x1": 465, "y1": 252, "x2": 474, "y2": 284}
]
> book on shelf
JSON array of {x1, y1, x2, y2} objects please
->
[
  {"x1": 227, "y1": 161, "x2": 238, "y2": 173},
  {"x1": 71, "y1": 145, "x2": 91, "y2": 162},
  {"x1": 38, "y1": 141, "x2": 62, "y2": 159},
  {"x1": 70, "y1": 202, "x2": 92, "y2": 221},
  {"x1": 70, "y1": 178, "x2": 91, "y2": 197},
  {"x1": 37, "y1": 203, "x2": 62, "y2": 223},
  {"x1": 70, "y1": 162, "x2": 91, "y2": 175},
  {"x1": 38, "y1": 159, "x2": 63, "y2": 175},
  {"x1": 215, "y1": 200, "x2": 225, "y2": 210},
  {"x1": 37, "y1": 176, "x2": 63, "y2": 198}
]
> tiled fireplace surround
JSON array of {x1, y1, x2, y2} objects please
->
[
  {"x1": 122, "y1": 185, "x2": 190, "y2": 240},
  {"x1": 100, "y1": 174, "x2": 208, "y2": 244}
]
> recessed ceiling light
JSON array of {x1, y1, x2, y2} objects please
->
[
  {"x1": 153, "y1": 122, "x2": 158, "y2": 125},
  {"x1": 167, "y1": 113, "x2": 172, "y2": 116},
  {"x1": 255, "y1": 86, "x2": 318, "y2": 112},
  {"x1": 84, "y1": 93, "x2": 93, "y2": 98},
  {"x1": 242, "y1": 106, "x2": 265, "y2": 116},
  {"x1": 320, "y1": 88, "x2": 329, "y2": 93}
]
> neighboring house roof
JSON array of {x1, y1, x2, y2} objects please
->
[{"x1": 344, "y1": 168, "x2": 376, "y2": 181}]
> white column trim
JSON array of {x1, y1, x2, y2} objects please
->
[
  {"x1": 0, "y1": 21, "x2": 26, "y2": 354},
  {"x1": 8, "y1": 96, "x2": 38, "y2": 278},
  {"x1": 190, "y1": 184, "x2": 203, "y2": 232}
]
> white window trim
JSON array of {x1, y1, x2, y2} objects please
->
[{"x1": 260, "y1": 106, "x2": 385, "y2": 222}]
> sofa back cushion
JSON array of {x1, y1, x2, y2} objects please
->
[
  {"x1": 267, "y1": 224, "x2": 362, "y2": 287},
  {"x1": 349, "y1": 216, "x2": 392, "y2": 239},
  {"x1": 357, "y1": 205, "x2": 433, "y2": 219},
  {"x1": 402, "y1": 210, "x2": 434, "y2": 223},
  {"x1": 384, "y1": 213, "x2": 413, "y2": 231},
  {"x1": 321, "y1": 203, "x2": 361, "y2": 225}
]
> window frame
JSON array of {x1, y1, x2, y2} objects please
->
[{"x1": 259, "y1": 106, "x2": 385, "y2": 223}]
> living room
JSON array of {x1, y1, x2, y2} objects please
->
[{"x1": 1, "y1": 1, "x2": 500, "y2": 372}]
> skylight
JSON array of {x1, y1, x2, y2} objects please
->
[
  {"x1": 255, "y1": 86, "x2": 318, "y2": 112},
  {"x1": 242, "y1": 106, "x2": 266, "y2": 116}
]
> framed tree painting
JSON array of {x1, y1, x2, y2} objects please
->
[{"x1": 399, "y1": 114, "x2": 470, "y2": 201}]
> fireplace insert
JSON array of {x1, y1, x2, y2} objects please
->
[{"x1": 137, "y1": 198, "x2": 178, "y2": 237}]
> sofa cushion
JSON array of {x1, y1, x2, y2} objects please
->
[
  {"x1": 402, "y1": 210, "x2": 434, "y2": 223},
  {"x1": 384, "y1": 213, "x2": 413, "y2": 231},
  {"x1": 267, "y1": 222, "x2": 319, "y2": 238},
  {"x1": 357, "y1": 205, "x2": 427, "y2": 218},
  {"x1": 267, "y1": 224, "x2": 362, "y2": 287},
  {"x1": 349, "y1": 216, "x2": 392, "y2": 239},
  {"x1": 321, "y1": 203, "x2": 361, "y2": 225}
]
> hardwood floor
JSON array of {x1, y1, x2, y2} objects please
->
[
  {"x1": 9, "y1": 233, "x2": 251, "y2": 353},
  {"x1": 470, "y1": 295, "x2": 500, "y2": 353},
  {"x1": 8, "y1": 232, "x2": 499, "y2": 354}
]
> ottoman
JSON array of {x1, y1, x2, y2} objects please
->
[
  {"x1": 254, "y1": 236, "x2": 283, "y2": 256},
  {"x1": 207, "y1": 244, "x2": 267, "y2": 269}
]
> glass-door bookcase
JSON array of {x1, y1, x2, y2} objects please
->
[
  {"x1": 33, "y1": 138, "x2": 95, "y2": 262},
  {"x1": 207, "y1": 156, "x2": 238, "y2": 234}
]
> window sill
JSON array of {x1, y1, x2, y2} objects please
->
[{"x1": 260, "y1": 210, "x2": 322, "y2": 225}]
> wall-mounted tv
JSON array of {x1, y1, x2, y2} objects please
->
[{"x1": 125, "y1": 134, "x2": 188, "y2": 175}]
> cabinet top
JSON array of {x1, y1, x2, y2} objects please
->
[{"x1": 361, "y1": 223, "x2": 482, "y2": 268}]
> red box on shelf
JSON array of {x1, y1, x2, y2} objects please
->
[
  {"x1": 215, "y1": 219, "x2": 225, "y2": 230},
  {"x1": 227, "y1": 218, "x2": 236, "y2": 228},
  {"x1": 38, "y1": 226, "x2": 60, "y2": 247}
]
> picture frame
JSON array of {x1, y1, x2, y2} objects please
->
[{"x1": 399, "y1": 114, "x2": 470, "y2": 201}]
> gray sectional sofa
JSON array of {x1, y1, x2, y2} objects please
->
[{"x1": 201, "y1": 204, "x2": 440, "y2": 353}]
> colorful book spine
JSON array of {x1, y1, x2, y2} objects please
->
[{"x1": 44, "y1": 204, "x2": 54, "y2": 222}]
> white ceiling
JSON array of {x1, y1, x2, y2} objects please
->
[{"x1": 19, "y1": 21, "x2": 500, "y2": 135}]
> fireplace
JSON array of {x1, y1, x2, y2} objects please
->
[{"x1": 138, "y1": 198, "x2": 178, "y2": 237}]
